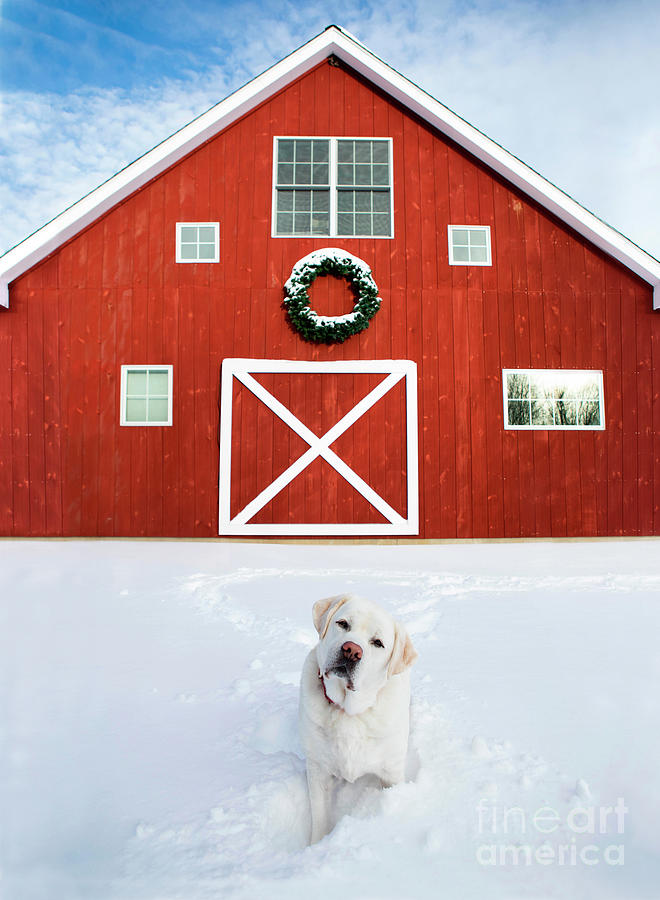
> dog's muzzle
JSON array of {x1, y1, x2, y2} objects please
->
[{"x1": 325, "y1": 641, "x2": 363, "y2": 691}]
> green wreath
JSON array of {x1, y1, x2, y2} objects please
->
[{"x1": 283, "y1": 248, "x2": 382, "y2": 344}]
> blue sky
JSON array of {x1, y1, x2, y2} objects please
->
[{"x1": 2, "y1": 0, "x2": 660, "y2": 258}]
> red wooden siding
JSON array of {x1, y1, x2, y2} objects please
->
[{"x1": 1, "y1": 58, "x2": 659, "y2": 538}]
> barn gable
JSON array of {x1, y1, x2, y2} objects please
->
[{"x1": 1, "y1": 24, "x2": 659, "y2": 307}]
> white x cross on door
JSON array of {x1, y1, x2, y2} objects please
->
[{"x1": 218, "y1": 359, "x2": 418, "y2": 536}]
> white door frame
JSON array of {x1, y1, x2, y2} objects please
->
[{"x1": 218, "y1": 358, "x2": 419, "y2": 536}]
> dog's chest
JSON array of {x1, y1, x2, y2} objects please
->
[{"x1": 321, "y1": 711, "x2": 390, "y2": 782}]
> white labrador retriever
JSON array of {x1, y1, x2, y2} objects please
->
[{"x1": 299, "y1": 594, "x2": 417, "y2": 843}]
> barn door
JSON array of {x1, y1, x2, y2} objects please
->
[{"x1": 217, "y1": 359, "x2": 418, "y2": 536}]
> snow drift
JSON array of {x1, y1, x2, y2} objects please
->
[{"x1": 2, "y1": 539, "x2": 659, "y2": 899}]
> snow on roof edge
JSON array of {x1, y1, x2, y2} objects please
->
[{"x1": 2, "y1": 24, "x2": 660, "y2": 309}]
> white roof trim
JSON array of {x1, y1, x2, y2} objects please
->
[{"x1": 2, "y1": 24, "x2": 660, "y2": 309}]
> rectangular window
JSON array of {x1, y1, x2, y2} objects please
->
[
  {"x1": 448, "y1": 225, "x2": 492, "y2": 266},
  {"x1": 120, "y1": 365, "x2": 173, "y2": 426},
  {"x1": 503, "y1": 369, "x2": 605, "y2": 430},
  {"x1": 273, "y1": 137, "x2": 393, "y2": 238},
  {"x1": 176, "y1": 222, "x2": 219, "y2": 262}
]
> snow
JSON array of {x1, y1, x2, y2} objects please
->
[
  {"x1": 2, "y1": 539, "x2": 660, "y2": 899},
  {"x1": 284, "y1": 247, "x2": 377, "y2": 283}
]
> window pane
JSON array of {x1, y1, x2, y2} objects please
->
[
  {"x1": 277, "y1": 212, "x2": 293, "y2": 233},
  {"x1": 126, "y1": 398, "x2": 147, "y2": 422},
  {"x1": 355, "y1": 214, "x2": 371, "y2": 235},
  {"x1": 337, "y1": 163, "x2": 353, "y2": 185},
  {"x1": 452, "y1": 245, "x2": 469, "y2": 262},
  {"x1": 277, "y1": 163, "x2": 294, "y2": 184},
  {"x1": 294, "y1": 191, "x2": 311, "y2": 211},
  {"x1": 295, "y1": 140, "x2": 311, "y2": 162},
  {"x1": 355, "y1": 191, "x2": 371, "y2": 212},
  {"x1": 355, "y1": 142, "x2": 371, "y2": 163},
  {"x1": 470, "y1": 229, "x2": 488, "y2": 246},
  {"x1": 197, "y1": 226, "x2": 216, "y2": 243},
  {"x1": 311, "y1": 212, "x2": 330, "y2": 234},
  {"x1": 508, "y1": 400, "x2": 530, "y2": 425},
  {"x1": 372, "y1": 213, "x2": 391, "y2": 236},
  {"x1": 197, "y1": 243, "x2": 216, "y2": 260},
  {"x1": 312, "y1": 163, "x2": 329, "y2": 185},
  {"x1": 313, "y1": 190, "x2": 329, "y2": 212},
  {"x1": 337, "y1": 191, "x2": 353, "y2": 212},
  {"x1": 355, "y1": 164, "x2": 371, "y2": 186},
  {"x1": 179, "y1": 226, "x2": 198, "y2": 243},
  {"x1": 373, "y1": 191, "x2": 390, "y2": 212},
  {"x1": 293, "y1": 213, "x2": 310, "y2": 234},
  {"x1": 579, "y1": 401, "x2": 601, "y2": 426},
  {"x1": 149, "y1": 370, "x2": 170, "y2": 395},
  {"x1": 295, "y1": 163, "x2": 311, "y2": 185},
  {"x1": 506, "y1": 373, "x2": 529, "y2": 399},
  {"x1": 581, "y1": 380, "x2": 600, "y2": 401},
  {"x1": 312, "y1": 140, "x2": 329, "y2": 161},
  {"x1": 531, "y1": 400, "x2": 554, "y2": 426},
  {"x1": 148, "y1": 398, "x2": 169, "y2": 423},
  {"x1": 126, "y1": 371, "x2": 147, "y2": 395},
  {"x1": 452, "y1": 229, "x2": 469, "y2": 246},
  {"x1": 179, "y1": 244, "x2": 197, "y2": 260},
  {"x1": 337, "y1": 212, "x2": 354, "y2": 235},
  {"x1": 337, "y1": 141, "x2": 353, "y2": 162},
  {"x1": 372, "y1": 141, "x2": 389, "y2": 163},
  {"x1": 278, "y1": 140, "x2": 294, "y2": 162},
  {"x1": 554, "y1": 400, "x2": 576, "y2": 426},
  {"x1": 372, "y1": 164, "x2": 389, "y2": 186},
  {"x1": 470, "y1": 245, "x2": 488, "y2": 263},
  {"x1": 277, "y1": 190, "x2": 294, "y2": 212},
  {"x1": 529, "y1": 376, "x2": 547, "y2": 399}
]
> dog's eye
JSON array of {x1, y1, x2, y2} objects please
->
[
  {"x1": 336, "y1": 619, "x2": 350, "y2": 631},
  {"x1": 371, "y1": 638, "x2": 385, "y2": 648}
]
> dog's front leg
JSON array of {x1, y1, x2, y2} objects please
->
[
  {"x1": 379, "y1": 760, "x2": 406, "y2": 789},
  {"x1": 306, "y1": 760, "x2": 335, "y2": 844}
]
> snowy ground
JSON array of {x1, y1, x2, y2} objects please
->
[{"x1": 2, "y1": 539, "x2": 660, "y2": 900}]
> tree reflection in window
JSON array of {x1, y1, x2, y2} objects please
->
[{"x1": 504, "y1": 370, "x2": 603, "y2": 429}]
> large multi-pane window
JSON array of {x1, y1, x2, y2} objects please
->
[
  {"x1": 273, "y1": 137, "x2": 393, "y2": 237},
  {"x1": 503, "y1": 370, "x2": 605, "y2": 430}
]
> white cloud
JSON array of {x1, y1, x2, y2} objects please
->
[{"x1": 2, "y1": 0, "x2": 660, "y2": 259}]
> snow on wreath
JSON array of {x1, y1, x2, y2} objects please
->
[{"x1": 283, "y1": 248, "x2": 382, "y2": 343}]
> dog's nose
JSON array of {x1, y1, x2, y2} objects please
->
[{"x1": 342, "y1": 641, "x2": 363, "y2": 662}]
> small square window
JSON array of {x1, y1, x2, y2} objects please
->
[
  {"x1": 121, "y1": 366, "x2": 173, "y2": 426},
  {"x1": 448, "y1": 225, "x2": 492, "y2": 266},
  {"x1": 176, "y1": 223, "x2": 219, "y2": 263}
]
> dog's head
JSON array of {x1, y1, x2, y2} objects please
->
[{"x1": 313, "y1": 594, "x2": 417, "y2": 714}]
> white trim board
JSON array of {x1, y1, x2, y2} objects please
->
[
  {"x1": 218, "y1": 358, "x2": 419, "y2": 536},
  {"x1": 1, "y1": 26, "x2": 660, "y2": 308}
]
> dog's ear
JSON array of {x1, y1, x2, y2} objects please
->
[
  {"x1": 388, "y1": 623, "x2": 418, "y2": 676},
  {"x1": 313, "y1": 595, "x2": 350, "y2": 638}
]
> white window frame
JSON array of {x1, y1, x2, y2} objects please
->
[
  {"x1": 448, "y1": 224, "x2": 492, "y2": 266},
  {"x1": 120, "y1": 365, "x2": 174, "y2": 427},
  {"x1": 175, "y1": 222, "x2": 220, "y2": 263},
  {"x1": 502, "y1": 369, "x2": 605, "y2": 431},
  {"x1": 271, "y1": 137, "x2": 394, "y2": 239},
  {"x1": 218, "y1": 358, "x2": 418, "y2": 535}
]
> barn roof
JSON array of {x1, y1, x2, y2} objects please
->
[{"x1": 2, "y1": 24, "x2": 660, "y2": 309}]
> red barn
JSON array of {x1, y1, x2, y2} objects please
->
[{"x1": 2, "y1": 25, "x2": 660, "y2": 540}]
